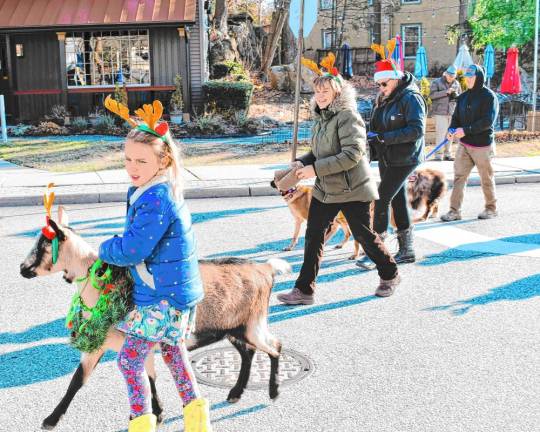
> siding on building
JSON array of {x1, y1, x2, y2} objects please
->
[
  {"x1": 151, "y1": 27, "x2": 191, "y2": 110},
  {"x1": 189, "y1": 0, "x2": 205, "y2": 111}
]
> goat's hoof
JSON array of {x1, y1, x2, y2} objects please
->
[
  {"x1": 227, "y1": 388, "x2": 242, "y2": 403},
  {"x1": 156, "y1": 413, "x2": 164, "y2": 425},
  {"x1": 42, "y1": 415, "x2": 60, "y2": 430},
  {"x1": 269, "y1": 388, "x2": 280, "y2": 400},
  {"x1": 334, "y1": 245, "x2": 344, "y2": 249},
  {"x1": 282, "y1": 246, "x2": 293, "y2": 251},
  {"x1": 348, "y1": 255, "x2": 358, "y2": 260}
]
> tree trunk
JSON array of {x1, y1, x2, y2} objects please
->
[
  {"x1": 214, "y1": 0, "x2": 229, "y2": 36},
  {"x1": 260, "y1": 0, "x2": 291, "y2": 79},
  {"x1": 281, "y1": 20, "x2": 296, "y2": 65}
]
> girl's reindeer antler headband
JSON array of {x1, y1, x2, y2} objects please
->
[
  {"x1": 42, "y1": 183, "x2": 59, "y2": 264},
  {"x1": 301, "y1": 52, "x2": 342, "y2": 83},
  {"x1": 104, "y1": 95, "x2": 170, "y2": 141}
]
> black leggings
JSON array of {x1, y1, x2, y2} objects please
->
[
  {"x1": 295, "y1": 197, "x2": 398, "y2": 295},
  {"x1": 373, "y1": 161, "x2": 418, "y2": 234}
]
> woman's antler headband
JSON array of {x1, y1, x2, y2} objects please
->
[
  {"x1": 104, "y1": 95, "x2": 169, "y2": 141},
  {"x1": 370, "y1": 38, "x2": 397, "y2": 60},
  {"x1": 301, "y1": 52, "x2": 341, "y2": 83}
]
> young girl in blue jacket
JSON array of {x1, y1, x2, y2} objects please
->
[{"x1": 99, "y1": 100, "x2": 211, "y2": 432}]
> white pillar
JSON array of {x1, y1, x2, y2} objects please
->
[{"x1": 0, "y1": 95, "x2": 7, "y2": 144}]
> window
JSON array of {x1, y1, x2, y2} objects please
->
[
  {"x1": 368, "y1": 0, "x2": 373, "y2": 5},
  {"x1": 15, "y1": 44, "x2": 24, "y2": 57},
  {"x1": 322, "y1": 29, "x2": 336, "y2": 49},
  {"x1": 401, "y1": 0, "x2": 421, "y2": 4},
  {"x1": 401, "y1": 24, "x2": 421, "y2": 58},
  {"x1": 65, "y1": 30, "x2": 150, "y2": 87},
  {"x1": 320, "y1": 0, "x2": 333, "y2": 10}
]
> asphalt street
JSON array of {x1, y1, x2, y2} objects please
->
[{"x1": 1, "y1": 183, "x2": 539, "y2": 432}]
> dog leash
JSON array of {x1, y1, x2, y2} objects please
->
[{"x1": 368, "y1": 129, "x2": 456, "y2": 161}]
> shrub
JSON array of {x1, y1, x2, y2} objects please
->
[
  {"x1": 70, "y1": 117, "x2": 88, "y2": 132},
  {"x1": 420, "y1": 77, "x2": 432, "y2": 109},
  {"x1": 170, "y1": 75, "x2": 184, "y2": 113},
  {"x1": 8, "y1": 123, "x2": 32, "y2": 137},
  {"x1": 45, "y1": 105, "x2": 70, "y2": 125},
  {"x1": 93, "y1": 114, "x2": 116, "y2": 134},
  {"x1": 187, "y1": 113, "x2": 226, "y2": 135},
  {"x1": 202, "y1": 81, "x2": 254, "y2": 115}
]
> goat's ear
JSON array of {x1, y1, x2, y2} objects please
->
[
  {"x1": 48, "y1": 219, "x2": 66, "y2": 241},
  {"x1": 58, "y1": 205, "x2": 70, "y2": 227}
]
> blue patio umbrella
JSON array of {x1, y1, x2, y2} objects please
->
[
  {"x1": 340, "y1": 43, "x2": 353, "y2": 79},
  {"x1": 414, "y1": 46, "x2": 428, "y2": 79},
  {"x1": 483, "y1": 44, "x2": 495, "y2": 86}
]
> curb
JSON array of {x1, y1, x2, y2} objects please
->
[{"x1": 1, "y1": 175, "x2": 539, "y2": 207}]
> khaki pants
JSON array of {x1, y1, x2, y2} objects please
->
[
  {"x1": 434, "y1": 114, "x2": 453, "y2": 158},
  {"x1": 449, "y1": 143, "x2": 497, "y2": 213}
]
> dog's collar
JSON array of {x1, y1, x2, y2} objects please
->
[{"x1": 280, "y1": 187, "x2": 297, "y2": 197}]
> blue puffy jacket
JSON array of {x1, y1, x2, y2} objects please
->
[{"x1": 99, "y1": 177, "x2": 204, "y2": 310}]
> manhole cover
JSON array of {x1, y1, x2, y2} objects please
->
[{"x1": 191, "y1": 347, "x2": 314, "y2": 390}]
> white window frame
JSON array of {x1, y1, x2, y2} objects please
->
[
  {"x1": 65, "y1": 29, "x2": 151, "y2": 89},
  {"x1": 322, "y1": 28, "x2": 336, "y2": 49},
  {"x1": 401, "y1": 24, "x2": 422, "y2": 59},
  {"x1": 319, "y1": 0, "x2": 333, "y2": 11}
]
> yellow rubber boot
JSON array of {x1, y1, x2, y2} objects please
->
[
  {"x1": 183, "y1": 398, "x2": 212, "y2": 432},
  {"x1": 128, "y1": 413, "x2": 157, "y2": 432}
]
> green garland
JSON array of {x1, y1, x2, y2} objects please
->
[{"x1": 65, "y1": 259, "x2": 133, "y2": 353}]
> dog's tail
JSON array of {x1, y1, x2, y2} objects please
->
[{"x1": 267, "y1": 258, "x2": 292, "y2": 275}]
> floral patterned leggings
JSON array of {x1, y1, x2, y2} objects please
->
[{"x1": 117, "y1": 334, "x2": 200, "y2": 418}]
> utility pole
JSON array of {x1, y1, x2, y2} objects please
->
[
  {"x1": 373, "y1": 0, "x2": 382, "y2": 45},
  {"x1": 533, "y1": 0, "x2": 539, "y2": 131}
]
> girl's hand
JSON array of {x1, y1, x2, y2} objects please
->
[
  {"x1": 291, "y1": 161, "x2": 304, "y2": 169},
  {"x1": 296, "y1": 165, "x2": 316, "y2": 180}
]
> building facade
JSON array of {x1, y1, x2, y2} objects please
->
[
  {"x1": 0, "y1": 0, "x2": 209, "y2": 122},
  {"x1": 304, "y1": 0, "x2": 461, "y2": 75}
]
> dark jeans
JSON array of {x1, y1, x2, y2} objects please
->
[
  {"x1": 295, "y1": 197, "x2": 398, "y2": 295},
  {"x1": 373, "y1": 160, "x2": 418, "y2": 234}
]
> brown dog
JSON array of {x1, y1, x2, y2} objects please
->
[
  {"x1": 407, "y1": 168, "x2": 447, "y2": 222},
  {"x1": 271, "y1": 167, "x2": 446, "y2": 257},
  {"x1": 270, "y1": 182, "x2": 361, "y2": 259}
]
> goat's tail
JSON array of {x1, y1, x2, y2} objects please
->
[{"x1": 266, "y1": 258, "x2": 292, "y2": 275}]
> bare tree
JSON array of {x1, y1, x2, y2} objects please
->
[
  {"x1": 260, "y1": 0, "x2": 292, "y2": 78},
  {"x1": 215, "y1": 0, "x2": 229, "y2": 36}
]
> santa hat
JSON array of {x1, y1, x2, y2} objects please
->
[{"x1": 374, "y1": 59, "x2": 404, "y2": 82}]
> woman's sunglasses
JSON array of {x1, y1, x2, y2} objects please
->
[{"x1": 377, "y1": 81, "x2": 390, "y2": 88}]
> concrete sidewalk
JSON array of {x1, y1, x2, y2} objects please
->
[{"x1": 1, "y1": 157, "x2": 540, "y2": 206}]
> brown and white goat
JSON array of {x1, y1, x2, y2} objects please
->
[{"x1": 20, "y1": 207, "x2": 290, "y2": 430}]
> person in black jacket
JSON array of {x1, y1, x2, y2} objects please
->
[
  {"x1": 440, "y1": 64, "x2": 499, "y2": 221},
  {"x1": 367, "y1": 59, "x2": 426, "y2": 264}
]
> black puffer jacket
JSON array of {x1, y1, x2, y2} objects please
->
[
  {"x1": 369, "y1": 72, "x2": 426, "y2": 167},
  {"x1": 450, "y1": 65, "x2": 499, "y2": 147}
]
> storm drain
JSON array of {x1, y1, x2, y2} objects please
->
[{"x1": 191, "y1": 347, "x2": 314, "y2": 390}]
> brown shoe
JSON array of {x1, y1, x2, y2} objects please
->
[
  {"x1": 375, "y1": 274, "x2": 401, "y2": 297},
  {"x1": 277, "y1": 287, "x2": 314, "y2": 305}
]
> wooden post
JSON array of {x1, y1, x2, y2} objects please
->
[
  {"x1": 56, "y1": 32, "x2": 68, "y2": 107},
  {"x1": 291, "y1": 0, "x2": 305, "y2": 162}
]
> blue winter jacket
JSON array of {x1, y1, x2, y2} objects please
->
[{"x1": 99, "y1": 177, "x2": 204, "y2": 310}]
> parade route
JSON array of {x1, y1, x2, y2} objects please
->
[{"x1": 1, "y1": 183, "x2": 539, "y2": 432}]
